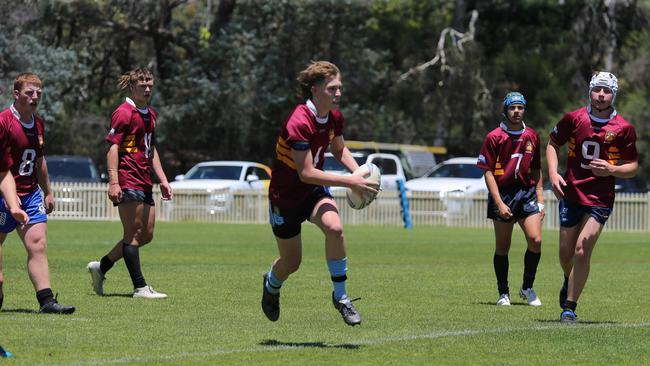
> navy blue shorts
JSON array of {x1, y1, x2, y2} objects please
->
[
  {"x1": 0, "y1": 188, "x2": 47, "y2": 233},
  {"x1": 559, "y1": 199, "x2": 612, "y2": 227},
  {"x1": 269, "y1": 186, "x2": 332, "y2": 239},
  {"x1": 113, "y1": 189, "x2": 155, "y2": 207},
  {"x1": 487, "y1": 185, "x2": 540, "y2": 223}
]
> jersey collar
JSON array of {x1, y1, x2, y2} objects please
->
[
  {"x1": 499, "y1": 121, "x2": 526, "y2": 135},
  {"x1": 587, "y1": 104, "x2": 616, "y2": 124},
  {"x1": 126, "y1": 97, "x2": 149, "y2": 115},
  {"x1": 306, "y1": 99, "x2": 329, "y2": 124},
  {"x1": 10, "y1": 103, "x2": 34, "y2": 129}
]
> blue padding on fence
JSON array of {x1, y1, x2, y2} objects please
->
[{"x1": 397, "y1": 179, "x2": 412, "y2": 229}]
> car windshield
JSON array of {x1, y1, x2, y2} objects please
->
[
  {"x1": 185, "y1": 165, "x2": 243, "y2": 180},
  {"x1": 427, "y1": 163, "x2": 483, "y2": 179},
  {"x1": 323, "y1": 155, "x2": 366, "y2": 172},
  {"x1": 48, "y1": 160, "x2": 100, "y2": 181}
]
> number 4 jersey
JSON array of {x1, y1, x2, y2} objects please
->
[
  {"x1": 0, "y1": 105, "x2": 44, "y2": 196},
  {"x1": 550, "y1": 106, "x2": 637, "y2": 208}
]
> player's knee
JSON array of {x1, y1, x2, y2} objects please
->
[
  {"x1": 574, "y1": 246, "x2": 589, "y2": 262},
  {"x1": 285, "y1": 258, "x2": 301, "y2": 274},
  {"x1": 528, "y1": 236, "x2": 542, "y2": 251},
  {"x1": 139, "y1": 232, "x2": 154, "y2": 245},
  {"x1": 559, "y1": 248, "x2": 573, "y2": 264},
  {"x1": 29, "y1": 238, "x2": 48, "y2": 256},
  {"x1": 324, "y1": 223, "x2": 344, "y2": 239}
]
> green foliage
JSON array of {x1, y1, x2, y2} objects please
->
[{"x1": 0, "y1": 0, "x2": 647, "y2": 180}]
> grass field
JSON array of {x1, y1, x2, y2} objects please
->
[{"x1": 0, "y1": 221, "x2": 649, "y2": 365}]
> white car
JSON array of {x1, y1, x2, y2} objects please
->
[
  {"x1": 404, "y1": 157, "x2": 487, "y2": 195},
  {"x1": 169, "y1": 161, "x2": 271, "y2": 212}
]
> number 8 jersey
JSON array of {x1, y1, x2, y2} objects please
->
[
  {"x1": 550, "y1": 105, "x2": 637, "y2": 208},
  {"x1": 0, "y1": 105, "x2": 44, "y2": 196}
]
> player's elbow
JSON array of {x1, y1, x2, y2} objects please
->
[{"x1": 616, "y1": 161, "x2": 638, "y2": 179}]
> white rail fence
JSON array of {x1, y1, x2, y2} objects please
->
[{"x1": 48, "y1": 182, "x2": 650, "y2": 232}]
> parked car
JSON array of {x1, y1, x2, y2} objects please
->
[
  {"x1": 615, "y1": 176, "x2": 649, "y2": 193},
  {"x1": 46, "y1": 155, "x2": 106, "y2": 218},
  {"x1": 404, "y1": 157, "x2": 487, "y2": 196},
  {"x1": 323, "y1": 151, "x2": 407, "y2": 191},
  {"x1": 47, "y1": 155, "x2": 105, "y2": 183},
  {"x1": 169, "y1": 161, "x2": 271, "y2": 213}
]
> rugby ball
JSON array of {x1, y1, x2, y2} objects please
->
[{"x1": 346, "y1": 163, "x2": 381, "y2": 210}]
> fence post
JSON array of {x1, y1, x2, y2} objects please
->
[{"x1": 397, "y1": 179, "x2": 412, "y2": 229}]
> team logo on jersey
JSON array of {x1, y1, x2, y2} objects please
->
[
  {"x1": 477, "y1": 154, "x2": 486, "y2": 164},
  {"x1": 551, "y1": 126, "x2": 558, "y2": 135},
  {"x1": 605, "y1": 131, "x2": 617, "y2": 142},
  {"x1": 525, "y1": 141, "x2": 533, "y2": 152},
  {"x1": 109, "y1": 128, "x2": 116, "y2": 135}
]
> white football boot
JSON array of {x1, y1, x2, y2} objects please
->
[
  {"x1": 519, "y1": 288, "x2": 542, "y2": 306},
  {"x1": 86, "y1": 261, "x2": 105, "y2": 296},
  {"x1": 133, "y1": 285, "x2": 168, "y2": 299},
  {"x1": 496, "y1": 293, "x2": 511, "y2": 306}
]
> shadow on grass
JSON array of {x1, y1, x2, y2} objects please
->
[
  {"x1": 0, "y1": 308, "x2": 38, "y2": 314},
  {"x1": 260, "y1": 339, "x2": 361, "y2": 350},
  {"x1": 536, "y1": 319, "x2": 619, "y2": 325},
  {"x1": 475, "y1": 301, "x2": 529, "y2": 306},
  {"x1": 101, "y1": 293, "x2": 134, "y2": 298}
]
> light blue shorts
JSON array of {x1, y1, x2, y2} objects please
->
[{"x1": 0, "y1": 188, "x2": 47, "y2": 233}]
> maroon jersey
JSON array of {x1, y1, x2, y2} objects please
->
[
  {"x1": 0, "y1": 106, "x2": 44, "y2": 196},
  {"x1": 477, "y1": 123, "x2": 541, "y2": 188},
  {"x1": 0, "y1": 110, "x2": 16, "y2": 173},
  {"x1": 269, "y1": 103, "x2": 344, "y2": 208},
  {"x1": 550, "y1": 106, "x2": 637, "y2": 208},
  {"x1": 106, "y1": 99, "x2": 156, "y2": 192}
]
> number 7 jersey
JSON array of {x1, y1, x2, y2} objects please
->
[
  {"x1": 550, "y1": 106, "x2": 637, "y2": 208},
  {"x1": 0, "y1": 105, "x2": 44, "y2": 196},
  {"x1": 477, "y1": 123, "x2": 541, "y2": 189}
]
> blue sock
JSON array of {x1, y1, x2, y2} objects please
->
[
  {"x1": 265, "y1": 269, "x2": 283, "y2": 295},
  {"x1": 327, "y1": 257, "x2": 348, "y2": 302}
]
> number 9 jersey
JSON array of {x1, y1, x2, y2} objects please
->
[
  {"x1": 550, "y1": 105, "x2": 637, "y2": 208},
  {"x1": 0, "y1": 105, "x2": 44, "y2": 196}
]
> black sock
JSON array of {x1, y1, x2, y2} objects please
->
[
  {"x1": 493, "y1": 253, "x2": 509, "y2": 295},
  {"x1": 36, "y1": 288, "x2": 55, "y2": 307},
  {"x1": 564, "y1": 300, "x2": 577, "y2": 312},
  {"x1": 100, "y1": 255, "x2": 114, "y2": 274},
  {"x1": 562, "y1": 275, "x2": 569, "y2": 290},
  {"x1": 122, "y1": 242, "x2": 147, "y2": 289},
  {"x1": 522, "y1": 250, "x2": 541, "y2": 289}
]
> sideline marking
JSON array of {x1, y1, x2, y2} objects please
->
[{"x1": 49, "y1": 322, "x2": 650, "y2": 366}]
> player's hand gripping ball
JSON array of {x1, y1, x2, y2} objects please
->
[{"x1": 346, "y1": 163, "x2": 381, "y2": 210}]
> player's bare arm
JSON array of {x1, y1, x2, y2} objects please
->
[
  {"x1": 329, "y1": 136, "x2": 360, "y2": 173},
  {"x1": 106, "y1": 143, "x2": 122, "y2": 203},
  {"x1": 483, "y1": 170, "x2": 512, "y2": 219},
  {"x1": 36, "y1": 156, "x2": 55, "y2": 214},
  {"x1": 0, "y1": 170, "x2": 29, "y2": 224},
  {"x1": 151, "y1": 146, "x2": 172, "y2": 200},
  {"x1": 545, "y1": 141, "x2": 566, "y2": 199},
  {"x1": 292, "y1": 147, "x2": 377, "y2": 194},
  {"x1": 589, "y1": 159, "x2": 638, "y2": 178}
]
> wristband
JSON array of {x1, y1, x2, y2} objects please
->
[{"x1": 538, "y1": 203, "x2": 545, "y2": 212}]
